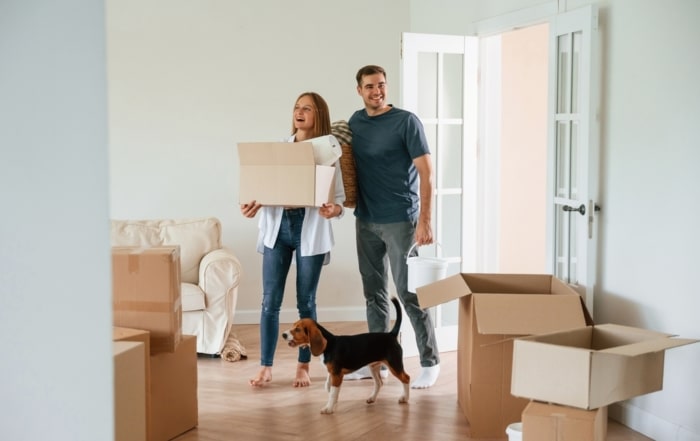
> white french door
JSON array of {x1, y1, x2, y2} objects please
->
[
  {"x1": 400, "y1": 5, "x2": 600, "y2": 355},
  {"x1": 546, "y1": 5, "x2": 600, "y2": 315},
  {"x1": 399, "y1": 33, "x2": 479, "y2": 355}
]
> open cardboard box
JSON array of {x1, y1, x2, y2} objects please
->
[
  {"x1": 415, "y1": 273, "x2": 593, "y2": 438},
  {"x1": 511, "y1": 323, "x2": 699, "y2": 410},
  {"x1": 238, "y1": 140, "x2": 337, "y2": 207}
]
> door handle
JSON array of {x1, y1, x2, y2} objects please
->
[{"x1": 562, "y1": 204, "x2": 586, "y2": 215}]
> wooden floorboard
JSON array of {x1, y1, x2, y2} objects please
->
[{"x1": 173, "y1": 322, "x2": 653, "y2": 441}]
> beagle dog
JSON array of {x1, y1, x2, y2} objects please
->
[{"x1": 282, "y1": 297, "x2": 410, "y2": 414}]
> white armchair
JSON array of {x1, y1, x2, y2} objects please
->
[{"x1": 110, "y1": 217, "x2": 242, "y2": 355}]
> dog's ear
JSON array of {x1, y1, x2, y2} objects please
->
[{"x1": 307, "y1": 322, "x2": 327, "y2": 356}]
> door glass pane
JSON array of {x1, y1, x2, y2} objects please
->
[
  {"x1": 556, "y1": 121, "x2": 570, "y2": 198},
  {"x1": 554, "y1": 206, "x2": 578, "y2": 284},
  {"x1": 571, "y1": 121, "x2": 579, "y2": 200},
  {"x1": 436, "y1": 193, "x2": 462, "y2": 259},
  {"x1": 569, "y1": 216, "x2": 578, "y2": 283},
  {"x1": 438, "y1": 124, "x2": 463, "y2": 188},
  {"x1": 571, "y1": 31, "x2": 582, "y2": 114},
  {"x1": 441, "y1": 53, "x2": 464, "y2": 119},
  {"x1": 555, "y1": 207, "x2": 565, "y2": 279},
  {"x1": 417, "y1": 52, "x2": 438, "y2": 119},
  {"x1": 557, "y1": 34, "x2": 571, "y2": 113},
  {"x1": 424, "y1": 123, "x2": 437, "y2": 155}
]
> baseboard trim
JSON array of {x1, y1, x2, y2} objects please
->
[
  {"x1": 609, "y1": 402, "x2": 700, "y2": 441},
  {"x1": 234, "y1": 306, "x2": 368, "y2": 325}
]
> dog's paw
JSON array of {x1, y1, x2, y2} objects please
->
[
  {"x1": 398, "y1": 396, "x2": 408, "y2": 404},
  {"x1": 320, "y1": 406, "x2": 335, "y2": 414},
  {"x1": 366, "y1": 396, "x2": 377, "y2": 404}
]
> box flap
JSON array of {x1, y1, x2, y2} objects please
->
[
  {"x1": 463, "y1": 273, "x2": 556, "y2": 293},
  {"x1": 599, "y1": 337, "x2": 699, "y2": 356},
  {"x1": 416, "y1": 274, "x2": 473, "y2": 309},
  {"x1": 473, "y1": 294, "x2": 587, "y2": 336},
  {"x1": 238, "y1": 141, "x2": 314, "y2": 165},
  {"x1": 593, "y1": 323, "x2": 674, "y2": 338}
]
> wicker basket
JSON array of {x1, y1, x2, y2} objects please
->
[
  {"x1": 339, "y1": 144, "x2": 357, "y2": 208},
  {"x1": 331, "y1": 120, "x2": 356, "y2": 208}
]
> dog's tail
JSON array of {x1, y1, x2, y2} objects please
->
[{"x1": 389, "y1": 297, "x2": 402, "y2": 337}]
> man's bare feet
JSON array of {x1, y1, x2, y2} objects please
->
[
  {"x1": 249, "y1": 366, "x2": 272, "y2": 387},
  {"x1": 293, "y1": 362, "x2": 311, "y2": 387}
]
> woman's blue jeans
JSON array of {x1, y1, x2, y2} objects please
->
[{"x1": 259, "y1": 208, "x2": 325, "y2": 366}]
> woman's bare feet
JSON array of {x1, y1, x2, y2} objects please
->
[
  {"x1": 249, "y1": 366, "x2": 272, "y2": 387},
  {"x1": 292, "y1": 362, "x2": 311, "y2": 387}
]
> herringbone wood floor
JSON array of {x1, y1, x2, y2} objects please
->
[{"x1": 173, "y1": 322, "x2": 652, "y2": 441}]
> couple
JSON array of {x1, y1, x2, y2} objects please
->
[{"x1": 240, "y1": 65, "x2": 440, "y2": 390}]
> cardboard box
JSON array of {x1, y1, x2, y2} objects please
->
[
  {"x1": 149, "y1": 334, "x2": 198, "y2": 441},
  {"x1": 511, "y1": 323, "x2": 699, "y2": 409},
  {"x1": 237, "y1": 141, "x2": 336, "y2": 206},
  {"x1": 114, "y1": 341, "x2": 147, "y2": 441},
  {"x1": 415, "y1": 273, "x2": 593, "y2": 438},
  {"x1": 113, "y1": 327, "x2": 151, "y2": 437},
  {"x1": 522, "y1": 401, "x2": 607, "y2": 441},
  {"x1": 112, "y1": 246, "x2": 182, "y2": 354}
]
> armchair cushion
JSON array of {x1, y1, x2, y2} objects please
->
[
  {"x1": 181, "y1": 283, "x2": 206, "y2": 312},
  {"x1": 160, "y1": 219, "x2": 220, "y2": 283}
]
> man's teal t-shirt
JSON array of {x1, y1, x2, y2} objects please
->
[{"x1": 348, "y1": 106, "x2": 430, "y2": 223}]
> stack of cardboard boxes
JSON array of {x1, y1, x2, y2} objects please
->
[
  {"x1": 416, "y1": 273, "x2": 698, "y2": 440},
  {"x1": 511, "y1": 323, "x2": 697, "y2": 441},
  {"x1": 111, "y1": 246, "x2": 198, "y2": 441}
]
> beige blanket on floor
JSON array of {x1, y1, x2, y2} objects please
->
[{"x1": 220, "y1": 332, "x2": 248, "y2": 362}]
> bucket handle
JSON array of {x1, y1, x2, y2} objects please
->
[{"x1": 406, "y1": 242, "x2": 443, "y2": 264}]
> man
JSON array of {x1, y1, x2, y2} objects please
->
[{"x1": 346, "y1": 64, "x2": 440, "y2": 388}]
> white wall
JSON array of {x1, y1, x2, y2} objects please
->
[
  {"x1": 0, "y1": 1, "x2": 113, "y2": 440},
  {"x1": 411, "y1": 0, "x2": 700, "y2": 439},
  {"x1": 106, "y1": 0, "x2": 410, "y2": 323},
  {"x1": 596, "y1": 1, "x2": 700, "y2": 439}
]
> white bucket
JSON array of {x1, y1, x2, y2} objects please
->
[
  {"x1": 406, "y1": 243, "x2": 448, "y2": 292},
  {"x1": 506, "y1": 422, "x2": 523, "y2": 441}
]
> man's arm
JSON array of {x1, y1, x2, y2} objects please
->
[{"x1": 413, "y1": 153, "x2": 434, "y2": 245}]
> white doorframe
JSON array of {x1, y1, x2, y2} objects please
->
[{"x1": 478, "y1": 35, "x2": 502, "y2": 273}]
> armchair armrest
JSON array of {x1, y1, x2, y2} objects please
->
[{"x1": 198, "y1": 247, "x2": 243, "y2": 315}]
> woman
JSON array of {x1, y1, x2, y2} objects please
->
[{"x1": 241, "y1": 92, "x2": 345, "y2": 387}]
